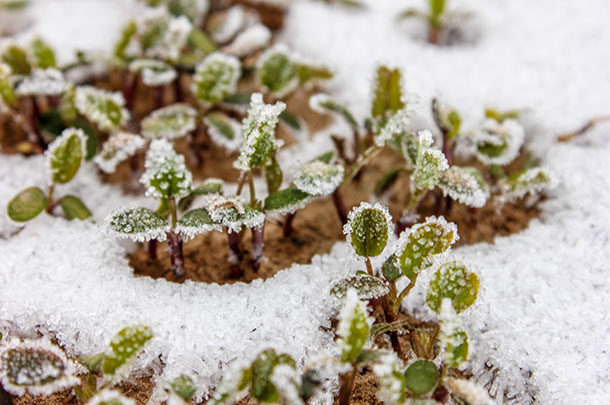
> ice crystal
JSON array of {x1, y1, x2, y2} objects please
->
[
  {"x1": 94, "y1": 132, "x2": 146, "y2": 174},
  {"x1": 438, "y1": 299, "x2": 469, "y2": 368},
  {"x1": 207, "y1": 195, "x2": 265, "y2": 233},
  {"x1": 74, "y1": 86, "x2": 129, "y2": 132},
  {"x1": 208, "y1": 358, "x2": 252, "y2": 405},
  {"x1": 270, "y1": 364, "x2": 303, "y2": 405},
  {"x1": 412, "y1": 130, "x2": 448, "y2": 190},
  {"x1": 148, "y1": 15, "x2": 193, "y2": 62},
  {"x1": 210, "y1": 5, "x2": 246, "y2": 44},
  {"x1": 438, "y1": 166, "x2": 489, "y2": 208},
  {"x1": 87, "y1": 389, "x2": 136, "y2": 405},
  {"x1": 474, "y1": 118, "x2": 525, "y2": 166},
  {"x1": 140, "y1": 139, "x2": 193, "y2": 199},
  {"x1": 500, "y1": 167, "x2": 556, "y2": 201},
  {"x1": 343, "y1": 202, "x2": 394, "y2": 258},
  {"x1": 129, "y1": 59, "x2": 177, "y2": 87},
  {"x1": 293, "y1": 160, "x2": 344, "y2": 196},
  {"x1": 446, "y1": 378, "x2": 494, "y2": 405},
  {"x1": 336, "y1": 289, "x2": 373, "y2": 363},
  {"x1": 204, "y1": 112, "x2": 243, "y2": 152},
  {"x1": 141, "y1": 103, "x2": 197, "y2": 141},
  {"x1": 222, "y1": 23, "x2": 272, "y2": 58},
  {"x1": 192, "y1": 52, "x2": 240, "y2": 106},
  {"x1": 264, "y1": 188, "x2": 311, "y2": 216},
  {"x1": 372, "y1": 352, "x2": 406, "y2": 405},
  {"x1": 176, "y1": 208, "x2": 222, "y2": 240},
  {"x1": 15, "y1": 68, "x2": 68, "y2": 96},
  {"x1": 375, "y1": 106, "x2": 413, "y2": 147},
  {"x1": 45, "y1": 127, "x2": 86, "y2": 185},
  {"x1": 102, "y1": 325, "x2": 153, "y2": 381},
  {"x1": 257, "y1": 44, "x2": 297, "y2": 96},
  {"x1": 0, "y1": 337, "x2": 80, "y2": 396},
  {"x1": 105, "y1": 207, "x2": 170, "y2": 242},
  {"x1": 330, "y1": 274, "x2": 390, "y2": 300},
  {"x1": 235, "y1": 93, "x2": 285, "y2": 171}
]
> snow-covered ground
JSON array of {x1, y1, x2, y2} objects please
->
[{"x1": 1, "y1": 0, "x2": 609, "y2": 403}]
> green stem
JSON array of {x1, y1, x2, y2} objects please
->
[
  {"x1": 168, "y1": 196, "x2": 177, "y2": 229},
  {"x1": 393, "y1": 274, "x2": 418, "y2": 313},
  {"x1": 407, "y1": 188, "x2": 425, "y2": 212},
  {"x1": 45, "y1": 183, "x2": 55, "y2": 213},
  {"x1": 365, "y1": 257, "x2": 374, "y2": 276}
]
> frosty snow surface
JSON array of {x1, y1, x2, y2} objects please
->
[{"x1": 1, "y1": 0, "x2": 609, "y2": 403}]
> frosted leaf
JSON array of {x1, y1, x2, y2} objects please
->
[
  {"x1": 396, "y1": 216, "x2": 458, "y2": 281},
  {"x1": 128, "y1": 59, "x2": 177, "y2": 87},
  {"x1": 257, "y1": 44, "x2": 297, "y2": 97},
  {"x1": 137, "y1": 8, "x2": 171, "y2": 53},
  {"x1": 192, "y1": 52, "x2": 241, "y2": 106},
  {"x1": 45, "y1": 127, "x2": 86, "y2": 184},
  {"x1": 0, "y1": 337, "x2": 79, "y2": 396},
  {"x1": 235, "y1": 93, "x2": 285, "y2": 170},
  {"x1": 178, "y1": 178, "x2": 224, "y2": 211},
  {"x1": 330, "y1": 274, "x2": 390, "y2": 300},
  {"x1": 94, "y1": 132, "x2": 146, "y2": 174},
  {"x1": 250, "y1": 349, "x2": 296, "y2": 403},
  {"x1": 207, "y1": 195, "x2": 265, "y2": 233},
  {"x1": 474, "y1": 119, "x2": 525, "y2": 166},
  {"x1": 166, "y1": 0, "x2": 209, "y2": 25},
  {"x1": 295, "y1": 62, "x2": 334, "y2": 87},
  {"x1": 147, "y1": 15, "x2": 193, "y2": 62},
  {"x1": 210, "y1": 5, "x2": 246, "y2": 44},
  {"x1": 7, "y1": 187, "x2": 47, "y2": 222},
  {"x1": 343, "y1": 202, "x2": 394, "y2": 258},
  {"x1": 337, "y1": 289, "x2": 373, "y2": 364},
  {"x1": 309, "y1": 93, "x2": 358, "y2": 130},
  {"x1": 446, "y1": 378, "x2": 495, "y2": 405},
  {"x1": 101, "y1": 325, "x2": 153, "y2": 380},
  {"x1": 141, "y1": 103, "x2": 197, "y2": 141},
  {"x1": 204, "y1": 112, "x2": 243, "y2": 152},
  {"x1": 271, "y1": 364, "x2": 303, "y2": 405},
  {"x1": 371, "y1": 65, "x2": 405, "y2": 121},
  {"x1": 105, "y1": 207, "x2": 169, "y2": 242},
  {"x1": 412, "y1": 130, "x2": 448, "y2": 190},
  {"x1": 387, "y1": 131, "x2": 419, "y2": 166},
  {"x1": 87, "y1": 389, "x2": 136, "y2": 405},
  {"x1": 438, "y1": 166, "x2": 489, "y2": 208},
  {"x1": 15, "y1": 68, "x2": 68, "y2": 96},
  {"x1": 500, "y1": 167, "x2": 556, "y2": 201},
  {"x1": 381, "y1": 253, "x2": 401, "y2": 282},
  {"x1": 372, "y1": 352, "x2": 406, "y2": 405},
  {"x1": 176, "y1": 208, "x2": 222, "y2": 240},
  {"x1": 29, "y1": 37, "x2": 57, "y2": 69},
  {"x1": 293, "y1": 160, "x2": 344, "y2": 196},
  {"x1": 375, "y1": 106, "x2": 413, "y2": 147},
  {"x1": 222, "y1": 23, "x2": 272, "y2": 58},
  {"x1": 75, "y1": 86, "x2": 129, "y2": 132},
  {"x1": 438, "y1": 299, "x2": 469, "y2": 368},
  {"x1": 169, "y1": 374, "x2": 197, "y2": 401},
  {"x1": 140, "y1": 139, "x2": 193, "y2": 198},
  {"x1": 1, "y1": 43, "x2": 31, "y2": 75},
  {"x1": 432, "y1": 98, "x2": 461, "y2": 139},
  {"x1": 404, "y1": 360, "x2": 439, "y2": 396},
  {"x1": 264, "y1": 188, "x2": 311, "y2": 216},
  {"x1": 0, "y1": 62, "x2": 15, "y2": 106},
  {"x1": 208, "y1": 359, "x2": 252, "y2": 405},
  {"x1": 427, "y1": 260, "x2": 480, "y2": 314}
]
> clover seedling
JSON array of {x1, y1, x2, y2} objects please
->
[
  {"x1": 94, "y1": 132, "x2": 146, "y2": 174},
  {"x1": 7, "y1": 127, "x2": 92, "y2": 222},
  {"x1": 74, "y1": 86, "x2": 130, "y2": 133},
  {"x1": 398, "y1": 0, "x2": 456, "y2": 45},
  {"x1": 141, "y1": 103, "x2": 197, "y2": 141},
  {"x1": 191, "y1": 52, "x2": 241, "y2": 107},
  {"x1": 105, "y1": 139, "x2": 222, "y2": 276}
]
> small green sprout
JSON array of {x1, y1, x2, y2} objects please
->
[
  {"x1": 93, "y1": 132, "x2": 146, "y2": 174},
  {"x1": 141, "y1": 103, "x2": 197, "y2": 141},
  {"x1": 473, "y1": 118, "x2": 525, "y2": 166},
  {"x1": 191, "y1": 52, "x2": 241, "y2": 107},
  {"x1": 499, "y1": 167, "x2": 556, "y2": 202},
  {"x1": 74, "y1": 86, "x2": 130, "y2": 132},
  {"x1": 7, "y1": 128, "x2": 91, "y2": 222},
  {"x1": 398, "y1": 0, "x2": 454, "y2": 45}
]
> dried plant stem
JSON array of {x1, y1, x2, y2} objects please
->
[{"x1": 558, "y1": 115, "x2": 610, "y2": 142}]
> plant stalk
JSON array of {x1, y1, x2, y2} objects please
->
[
  {"x1": 251, "y1": 223, "x2": 265, "y2": 272},
  {"x1": 167, "y1": 197, "x2": 184, "y2": 277},
  {"x1": 29, "y1": 95, "x2": 46, "y2": 149},
  {"x1": 248, "y1": 170, "x2": 256, "y2": 206},
  {"x1": 226, "y1": 228, "x2": 243, "y2": 278},
  {"x1": 45, "y1": 183, "x2": 55, "y2": 213},
  {"x1": 283, "y1": 212, "x2": 296, "y2": 237},
  {"x1": 332, "y1": 188, "x2": 348, "y2": 225},
  {"x1": 365, "y1": 257, "x2": 374, "y2": 276},
  {"x1": 338, "y1": 366, "x2": 356, "y2": 405},
  {"x1": 380, "y1": 296, "x2": 404, "y2": 358},
  {"x1": 122, "y1": 71, "x2": 137, "y2": 111},
  {"x1": 148, "y1": 239, "x2": 158, "y2": 261},
  {"x1": 393, "y1": 275, "x2": 418, "y2": 313}
]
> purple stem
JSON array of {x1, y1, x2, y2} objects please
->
[
  {"x1": 168, "y1": 232, "x2": 184, "y2": 277},
  {"x1": 283, "y1": 212, "x2": 296, "y2": 237},
  {"x1": 227, "y1": 228, "x2": 243, "y2": 279},
  {"x1": 332, "y1": 189, "x2": 348, "y2": 225},
  {"x1": 148, "y1": 239, "x2": 158, "y2": 261},
  {"x1": 251, "y1": 223, "x2": 265, "y2": 272}
]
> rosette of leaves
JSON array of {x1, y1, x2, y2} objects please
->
[
  {"x1": 473, "y1": 118, "x2": 525, "y2": 166},
  {"x1": 7, "y1": 128, "x2": 92, "y2": 222},
  {"x1": 191, "y1": 52, "x2": 241, "y2": 106},
  {"x1": 0, "y1": 337, "x2": 80, "y2": 396},
  {"x1": 128, "y1": 58, "x2": 177, "y2": 87},
  {"x1": 105, "y1": 139, "x2": 222, "y2": 276},
  {"x1": 141, "y1": 103, "x2": 197, "y2": 140},
  {"x1": 204, "y1": 111, "x2": 243, "y2": 152},
  {"x1": 93, "y1": 132, "x2": 146, "y2": 174},
  {"x1": 499, "y1": 167, "x2": 556, "y2": 201},
  {"x1": 74, "y1": 86, "x2": 130, "y2": 132}
]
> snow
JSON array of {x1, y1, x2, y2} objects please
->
[{"x1": 0, "y1": 0, "x2": 609, "y2": 403}]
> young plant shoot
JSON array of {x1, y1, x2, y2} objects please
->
[{"x1": 398, "y1": 0, "x2": 453, "y2": 45}]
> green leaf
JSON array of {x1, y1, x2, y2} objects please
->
[
  {"x1": 438, "y1": 166, "x2": 489, "y2": 208},
  {"x1": 258, "y1": 47, "x2": 297, "y2": 95},
  {"x1": 500, "y1": 167, "x2": 555, "y2": 200},
  {"x1": 381, "y1": 253, "x2": 402, "y2": 282},
  {"x1": 331, "y1": 274, "x2": 389, "y2": 300},
  {"x1": 140, "y1": 139, "x2": 193, "y2": 199},
  {"x1": 313, "y1": 151, "x2": 335, "y2": 164},
  {"x1": 432, "y1": 98, "x2": 461, "y2": 139},
  {"x1": 398, "y1": 216, "x2": 458, "y2": 281},
  {"x1": 293, "y1": 160, "x2": 344, "y2": 196},
  {"x1": 205, "y1": 112, "x2": 236, "y2": 141},
  {"x1": 192, "y1": 53, "x2": 240, "y2": 105},
  {"x1": 404, "y1": 360, "x2": 439, "y2": 396},
  {"x1": 309, "y1": 93, "x2": 359, "y2": 130},
  {"x1": 295, "y1": 63, "x2": 333, "y2": 86},
  {"x1": 337, "y1": 290, "x2": 371, "y2": 364},
  {"x1": 74, "y1": 119, "x2": 99, "y2": 161},
  {"x1": 30, "y1": 37, "x2": 56, "y2": 69},
  {"x1": 443, "y1": 328, "x2": 469, "y2": 367},
  {"x1": 47, "y1": 128, "x2": 84, "y2": 184},
  {"x1": 39, "y1": 109, "x2": 66, "y2": 137},
  {"x1": 398, "y1": 9, "x2": 426, "y2": 19},
  {"x1": 7, "y1": 187, "x2": 47, "y2": 222},
  {"x1": 78, "y1": 353, "x2": 104, "y2": 372},
  {"x1": 429, "y1": 0, "x2": 446, "y2": 26},
  {"x1": 113, "y1": 20, "x2": 137, "y2": 62},
  {"x1": 60, "y1": 195, "x2": 91, "y2": 220},
  {"x1": 354, "y1": 349, "x2": 385, "y2": 366},
  {"x1": 141, "y1": 103, "x2": 197, "y2": 140},
  {"x1": 374, "y1": 167, "x2": 407, "y2": 196},
  {"x1": 1, "y1": 44, "x2": 31, "y2": 75},
  {"x1": 170, "y1": 375, "x2": 197, "y2": 401},
  {"x1": 0, "y1": 64, "x2": 15, "y2": 106},
  {"x1": 106, "y1": 207, "x2": 169, "y2": 242},
  {"x1": 223, "y1": 92, "x2": 251, "y2": 105},
  {"x1": 176, "y1": 208, "x2": 220, "y2": 239},
  {"x1": 264, "y1": 188, "x2": 310, "y2": 215},
  {"x1": 101, "y1": 325, "x2": 153, "y2": 378},
  {"x1": 412, "y1": 130, "x2": 448, "y2": 190},
  {"x1": 484, "y1": 107, "x2": 521, "y2": 123},
  {"x1": 371, "y1": 65, "x2": 404, "y2": 120},
  {"x1": 427, "y1": 261, "x2": 480, "y2": 314},
  {"x1": 264, "y1": 156, "x2": 283, "y2": 194},
  {"x1": 74, "y1": 86, "x2": 128, "y2": 132},
  {"x1": 188, "y1": 28, "x2": 218, "y2": 54},
  {"x1": 251, "y1": 349, "x2": 295, "y2": 403},
  {"x1": 178, "y1": 181, "x2": 223, "y2": 211},
  {"x1": 345, "y1": 202, "x2": 392, "y2": 258},
  {"x1": 129, "y1": 59, "x2": 177, "y2": 86},
  {"x1": 279, "y1": 109, "x2": 301, "y2": 131}
]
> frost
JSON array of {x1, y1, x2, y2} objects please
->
[
  {"x1": 375, "y1": 106, "x2": 413, "y2": 147},
  {"x1": 438, "y1": 299, "x2": 469, "y2": 368},
  {"x1": 129, "y1": 59, "x2": 177, "y2": 87},
  {"x1": 412, "y1": 130, "x2": 449, "y2": 190},
  {"x1": 15, "y1": 68, "x2": 68, "y2": 96},
  {"x1": 372, "y1": 352, "x2": 406, "y2": 405},
  {"x1": 207, "y1": 195, "x2": 265, "y2": 233},
  {"x1": 104, "y1": 207, "x2": 169, "y2": 242},
  {"x1": 293, "y1": 160, "x2": 344, "y2": 196},
  {"x1": 148, "y1": 15, "x2": 193, "y2": 62},
  {"x1": 204, "y1": 112, "x2": 243, "y2": 152},
  {"x1": 474, "y1": 119, "x2": 525, "y2": 166},
  {"x1": 337, "y1": 289, "x2": 373, "y2": 363},
  {"x1": 343, "y1": 201, "x2": 394, "y2": 258},
  {"x1": 0, "y1": 337, "x2": 80, "y2": 396},
  {"x1": 222, "y1": 23, "x2": 272, "y2": 58},
  {"x1": 140, "y1": 139, "x2": 193, "y2": 199},
  {"x1": 208, "y1": 358, "x2": 251, "y2": 405},
  {"x1": 270, "y1": 364, "x2": 303, "y2": 405},
  {"x1": 264, "y1": 188, "x2": 311, "y2": 216},
  {"x1": 88, "y1": 389, "x2": 136, "y2": 405},
  {"x1": 446, "y1": 378, "x2": 494, "y2": 405},
  {"x1": 257, "y1": 44, "x2": 297, "y2": 97},
  {"x1": 165, "y1": 0, "x2": 209, "y2": 25},
  {"x1": 210, "y1": 5, "x2": 246, "y2": 44},
  {"x1": 500, "y1": 167, "x2": 557, "y2": 201},
  {"x1": 235, "y1": 93, "x2": 285, "y2": 171},
  {"x1": 74, "y1": 86, "x2": 129, "y2": 132},
  {"x1": 192, "y1": 52, "x2": 241, "y2": 106},
  {"x1": 330, "y1": 274, "x2": 390, "y2": 300},
  {"x1": 141, "y1": 103, "x2": 197, "y2": 141},
  {"x1": 438, "y1": 166, "x2": 489, "y2": 208},
  {"x1": 94, "y1": 132, "x2": 146, "y2": 174},
  {"x1": 176, "y1": 208, "x2": 222, "y2": 241},
  {"x1": 45, "y1": 127, "x2": 86, "y2": 185},
  {"x1": 102, "y1": 325, "x2": 153, "y2": 381}
]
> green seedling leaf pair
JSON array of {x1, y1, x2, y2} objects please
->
[
  {"x1": 129, "y1": 59, "x2": 177, "y2": 87},
  {"x1": 7, "y1": 128, "x2": 91, "y2": 222},
  {"x1": 74, "y1": 86, "x2": 130, "y2": 132},
  {"x1": 1, "y1": 37, "x2": 56, "y2": 77}
]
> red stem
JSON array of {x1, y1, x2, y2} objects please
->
[
  {"x1": 332, "y1": 189, "x2": 348, "y2": 225},
  {"x1": 168, "y1": 232, "x2": 184, "y2": 277},
  {"x1": 283, "y1": 212, "x2": 295, "y2": 237},
  {"x1": 251, "y1": 223, "x2": 265, "y2": 272}
]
